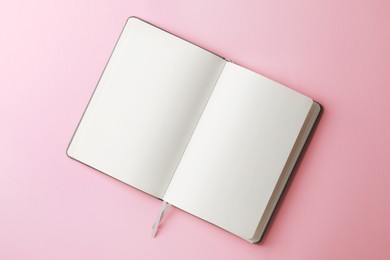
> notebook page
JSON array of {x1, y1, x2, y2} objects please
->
[
  {"x1": 67, "y1": 18, "x2": 225, "y2": 198},
  {"x1": 164, "y1": 62, "x2": 313, "y2": 239}
]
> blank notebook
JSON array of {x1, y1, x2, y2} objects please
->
[{"x1": 67, "y1": 17, "x2": 321, "y2": 243}]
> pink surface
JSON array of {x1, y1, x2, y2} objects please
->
[{"x1": 1, "y1": 0, "x2": 389, "y2": 259}]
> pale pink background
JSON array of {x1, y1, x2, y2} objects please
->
[{"x1": 1, "y1": 0, "x2": 389, "y2": 259}]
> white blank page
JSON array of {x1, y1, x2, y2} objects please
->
[
  {"x1": 164, "y1": 62, "x2": 313, "y2": 239},
  {"x1": 67, "y1": 18, "x2": 225, "y2": 198}
]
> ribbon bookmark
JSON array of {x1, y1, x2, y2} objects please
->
[{"x1": 151, "y1": 201, "x2": 171, "y2": 238}]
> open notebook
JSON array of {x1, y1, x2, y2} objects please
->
[{"x1": 67, "y1": 17, "x2": 321, "y2": 243}]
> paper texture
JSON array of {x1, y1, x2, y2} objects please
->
[
  {"x1": 67, "y1": 17, "x2": 225, "y2": 198},
  {"x1": 164, "y1": 62, "x2": 313, "y2": 239}
]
